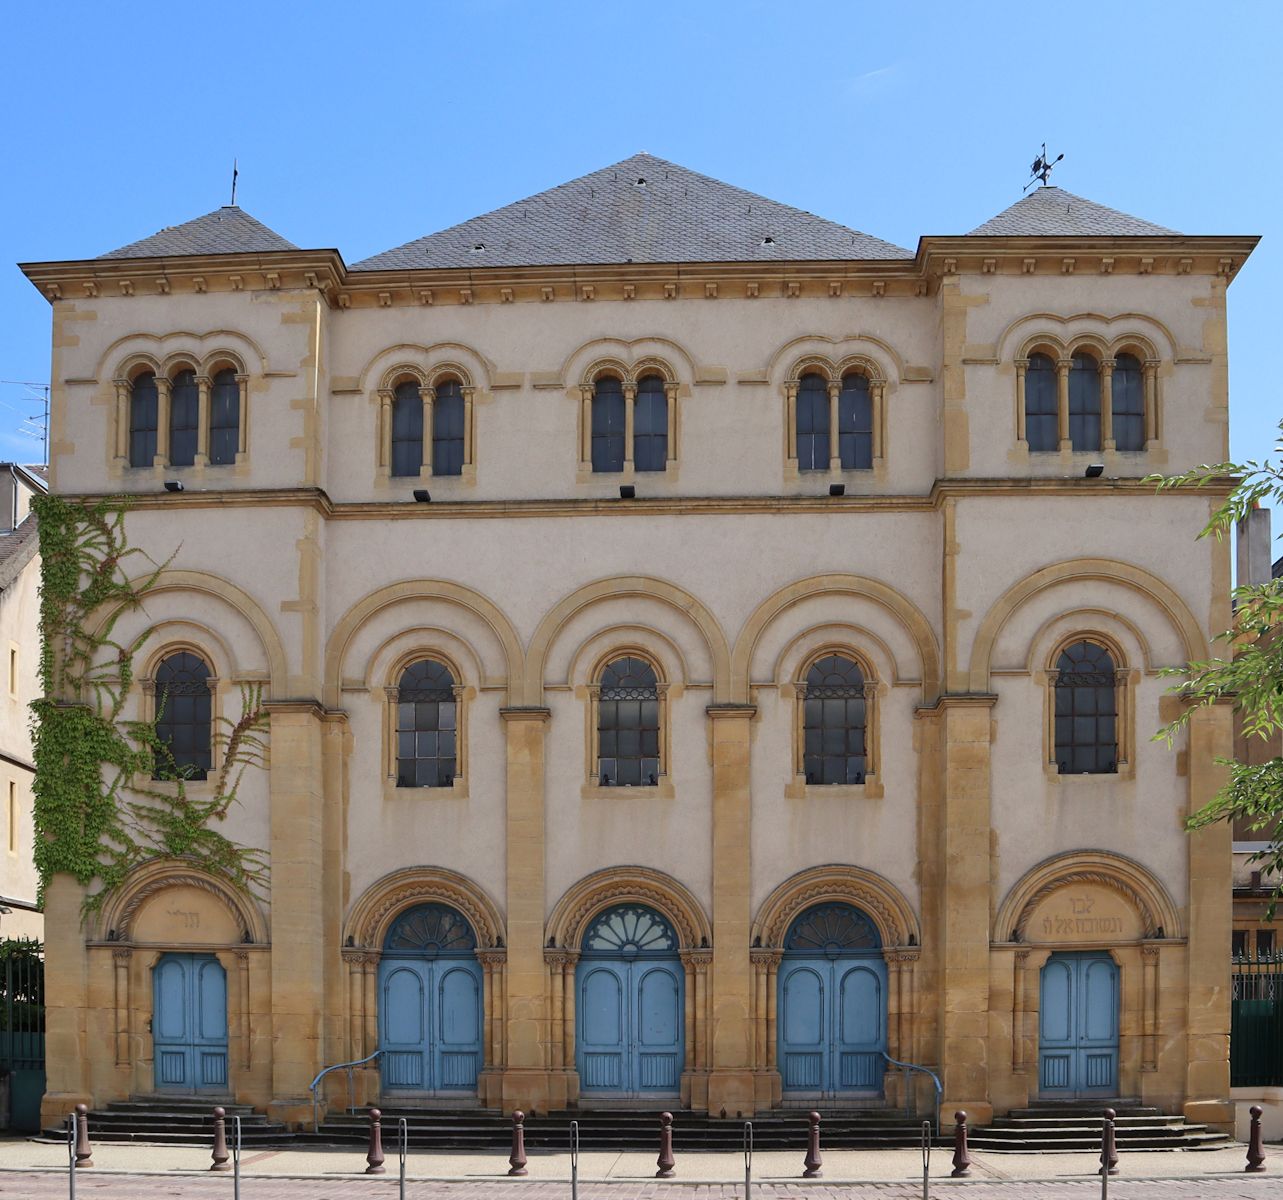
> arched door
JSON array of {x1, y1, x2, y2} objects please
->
[
  {"x1": 153, "y1": 953, "x2": 228, "y2": 1093},
  {"x1": 378, "y1": 904, "x2": 483, "y2": 1095},
  {"x1": 1039, "y1": 952, "x2": 1119, "y2": 1097},
  {"x1": 576, "y1": 905, "x2": 683, "y2": 1097},
  {"x1": 778, "y1": 903, "x2": 887, "y2": 1098}
]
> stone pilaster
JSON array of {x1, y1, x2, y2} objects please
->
[{"x1": 40, "y1": 873, "x2": 91, "y2": 1126}]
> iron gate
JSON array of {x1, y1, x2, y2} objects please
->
[{"x1": 1232, "y1": 950, "x2": 1283, "y2": 1087}]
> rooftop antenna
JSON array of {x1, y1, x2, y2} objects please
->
[
  {"x1": 1024, "y1": 143, "x2": 1063, "y2": 192},
  {"x1": 230, "y1": 158, "x2": 238, "y2": 206}
]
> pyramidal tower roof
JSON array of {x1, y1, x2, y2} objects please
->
[
  {"x1": 354, "y1": 153, "x2": 912, "y2": 271},
  {"x1": 968, "y1": 186, "x2": 1177, "y2": 237},
  {"x1": 99, "y1": 206, "x2": 298, "y2": 259}
]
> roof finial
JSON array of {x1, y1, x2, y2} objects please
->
[
  {"x1": 230, "y1": 158, "x2": 239, "y2": 207},
  {"x1": 1024, "y1": 143, "x2": 1063, "y2": 192}
]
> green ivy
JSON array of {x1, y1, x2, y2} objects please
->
[{"x1": 31, "y1": 494, "x2": 267, "y2": 916}]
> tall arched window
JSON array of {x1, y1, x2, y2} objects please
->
[
  {"x1": 796, "y1": 373, "x2": 830, "y2": 472},
  {"x1": 1112, "y1": 354, "x2": 1145, "y2": 452},
  {"x1": 1025, "y1": 353, "x2": 1058, "y2": 451},
  {"x1": 803, "y1": 654, "x2": 867, "y2": 784},
  {"x1": 633, "y1": 375, "x2": 668, "y2": 471},
  {"x1": 597, "y1": 656, "x2": 659, "y2": 786},
  {"x1": 169, "y1": 369, "x2": 200, "y2": 467},
  {"x1": 591, "y1": 377, "x2": 626, "y2": 473},
  {"x1": 1053, "y1": 640, "x2": 1117, "y2": 774},
  {"x1": 1068, "y1": 353, "x2": 1101, "y2": 451},
  {"x1": 432, "y1": 381, "x2": 465, "y2": 476},
  {"x1": 129, "y1": 372, "x2": 159, "y2": 467},
  {"x1": 209, "y1": 369, "x2": 240, "y2": 466},
  {"x1": 391, "y1": 382, "x2": 424, "y2": 477},
  {"x1": 153, "y1": 651, "x2": 212, "y2": 780},
  {"x1": 838, "y1": 373, "x2": 873, "y2": 470},
  {"x1": 396, "y1": 660, "x2": 457, "y2": 787}
]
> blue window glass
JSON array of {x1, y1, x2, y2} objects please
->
[
  {"x1": 803, "y1": 655, "x2": 866, "y2": 785},
  {"x1": 633, "y1": 375, "x2": 668, "y2": 472},
  {"x1": 153, "y1": 651, "x2": 212, "y2": 781},
  {"x1": 838, "y1": 373, "x2": 872, "y2": 470},
  {"x1": 1025, "y1": 354, "x2": 1057, "y2": 451},
  {"x1": 391, "y1": 381, "x2": 424, "y2": 477},
  {"x1": 592, "y1": 377, "x2": 625, "y2": 473},
  {"x1": 1068, "y1": 353, "x2": 1101, "y2": 451},
  {"x1": 796, "y1": 374, "x2": 830, "y2": 471},
  {"x1": 597, "y1": 657, "x2": 659, "y2": 787},
  {"x1": 130, "y1": 372, "x2": 159, "y2": 467},
  {"x1": 433, "y1": 381, "x2": 465, "y2": 476},
  {"x1": 1111, "y1": 354, "x2": 1144, "y2": 452},
  {"x1": 1054, "y1": 641, "x2": 1117, "y2": 775},
  {"x1": 209, "y1": 369, "x2": 239, "y2": 466},
  {"x1": 169, "y1": 370, "x2": 199, "y2": 467},
  {"x1": 396, "y1": 660, "x2": 457, "y2": 787}
]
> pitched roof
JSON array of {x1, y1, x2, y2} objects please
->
[
  {"x1": 354, "y1": 153, "x2": 911, "y2": 270},
  {"x1": 968, "y1": 187, "x2": 1177, "y2": 237},
  {"x1": 99, "y1": 206, "x2": 298, "y2": 259}
]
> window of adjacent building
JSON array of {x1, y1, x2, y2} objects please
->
[
  {"x1": 1053, "y1": 640, "x2": 1117, "y2": 774},
  {"x1": 597, "y1": 656, "x2": 660, "y2": 786},
  {"x1": 391, "y1": 381, "x2": 424, "y2": 477},
  {"x1": 6, "y1": 782, "x2": 14, "y2": 855},
  {"x1": 1068, "y1": 353, "x2": 1101, "y2": 452},
  {"x1": 591, "y1": 377, "x2": 627, "y2": 473},
  {"x1": 432, "y1": 381, "x2": 466, "y2": 477},
  {"x1": 153, "y1": 651, "x2": 212, "y2": 781},
  {"x1": 1025, "y1": 353, "x2": 1058, "y2": 451},
  {"x1": 129, "y1": 372, "x2": 159, "y2": 467},
  {"x1": 796, "y1": 373, "x2": 830, "y2": 472},
  {"x1": 1259, "y1": 929, "x2": 1276, "y2": 957},
  {"x1": 633, "y1": 375, "x2": 669, "y2": 472},
  {"x1": 802, "y1": 654, "x2": 868, "y2": 784},
  {"x1": 1232, "y1": 929, "x2": 1248, "y2": 959},
  {"x1": 1112, "y1": 353, "x2": 1145, "y2": 452},
  {"x1": 169, "y1": 369, "x2": 200, "y2": 467},
  {"x1": 395, "y1": 659, "x2": 457, "y2": 787},
  {"x1": 7, "y1": 646, "x2": 16, "y2": 699},
  {"x1": 209, "y1": 369, "x2": 240, "y2": 465},
  {"x1": 838, "y1": 373, "x2": 873, "y2": 470}
]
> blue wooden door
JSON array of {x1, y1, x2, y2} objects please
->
[
  {"x1": 153, "y1": 953, "x2": 228, "y2": 1093},
  {"x1": 1039, "y1": 952, "x2": 1119, "y2": 1097}
]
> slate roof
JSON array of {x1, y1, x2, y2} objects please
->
[
  {"x1": 354, "y1": 153, "x2": 912, "y2": 270},
  {"x1": 99, "y1": 206, "x2": 298, "y2": 259},
  {"x1": 968, "y1": 187, "x2": 1177, "y2": 237}
]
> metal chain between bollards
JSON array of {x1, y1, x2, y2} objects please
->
[
  {"x1": 743, "y1": 1120, "x2": 753, "y2": 1200},
  {"x1": 570, "y1": 1118, "x2": 580, "y2": 1200}
]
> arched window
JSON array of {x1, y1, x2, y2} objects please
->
[
  {"x1": 432, "y1": 380, "x2": 465, "y2": 476},
  {"x1": 1068, "y1": 353, "x2": 1101, "y2": 451},
  {"x1": 1112, "y1": 354, "x2": 1145, "y2": 451},
  {"x1": 1025, "y1": 353, "x2": 1058, "y2": 451},
  {"x1": 396, "y1": 660, "x2": 457, "y2": 787},
  {"x1": 803, "y1": 654, "x2": 867, "y2": 784},
  {"x1": 209, "y1": 369, "x2": 240, "y2": 466},
  {"x1": 391, "y1": 381, "x2": 424, "y2": 477},
  {"x1": 582, "y1": 904, "x2": 678, "y2": 955},
  {"x1": 169, "y1": 369, "x2": 199, "y2": 467},
  {"x1": 784, "y1": 902, "x2": 881, "y2": 953},
  {"x1": 597, "y1": 656, "x2": 659, "y2": 787},
  {"x1": 591, "y1": 377, "x2": 626, "y2": 473},
  {"x1": 129, "y1": 372, "x2": 159, "y2": 467},
  {"x1": 838, "y1": 373, "x2": 873, "y2": 470},
  {"x1": 796, "y1": 373, "x2": 829, "y2": 472},
  {"x1": 633, "y1": 375, "x2": 668, "y2": 472},
  {"x1": 153, "y1": 651, "x2": 212, "y2": 781},
  {"x1": 1053, "y1": 640, "x2": 1117, "y2": 774},
  {"x1": 383, "y1": 903, "x2": 477, "y2": 955}
]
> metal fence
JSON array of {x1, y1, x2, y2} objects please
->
[
  {"x1": 0, "y1": 938, "x2": 45, "y2": 1131},
  {"x1": 1232, "y1": 950, "x2": 1283, "y2": 1087}
]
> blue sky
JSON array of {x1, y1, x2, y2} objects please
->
[{"x1": 1, "y1": 0, "x2": 1277, "y2": 470}]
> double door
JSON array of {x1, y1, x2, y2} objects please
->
[
  {"x1": 577, "y1": 958, "x2": 683, "y2": 1095},
  {"x1": 379, "y1": 957, "x2": 483, "y2": 1094},
  {"x1": 153, "y1": 953, "x2": 228, "y2": 1093},
  {"x1": 779, "y1": 956, "x2": 886, "y2": 1096},
  {"x1": 1039, "y1": 952, "x2": 1119, "y2": 1097}
]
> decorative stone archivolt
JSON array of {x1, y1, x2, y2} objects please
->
[
  {"x1": 751, "y1": 864, "x2": 921, "y2": 950},
  {"x1": 994, "y1": 850, "x2": 1182, "y2": 945},
  {"x1": 545, "y1": 867, "x2": 711, "y2": 950},
  {"x1": 94, "y1": 327, "x2": 269, "y2": 383},
  {"x1": 557, "y1": 334, "x2": 697, "y2": 392},
  {"x1": 994, "y1": 311, "x2": 1175, "y2": 366},
  {"x1": 762, "y1": 333, "x2": 904, "y2": 388},
  {"x1": 354, "y1": 341, "x2": 496, "y2": 395},
  {"x1": 343, "y1": 866, "x2": 505, "y2": 950}
]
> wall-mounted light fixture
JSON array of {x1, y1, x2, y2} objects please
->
[
  {"x1": 413, "y1": 489, "x2": 431, "y2": 503},
  {"x1": 163, "y1": 480, "x2": 184, "y2": 493}
]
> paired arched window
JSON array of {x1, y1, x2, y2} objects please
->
[
  {"x1": 1053, "y1": 640, "x2": 1118, "y2": 775},
  {"x1": 591, "y1": 377, "x2": 626, "y2": 473},
  {"x1": 391, "y1": 381, "x2": 425, "y2": 477},
  {"x1": 1023, "y1": 347, "x2": 1154, "y2": 454},
  {"x1": 389, "y1": 377, "x2": 470, "y2": 478},
  {"x1": 1111, "y1": 354, "x2": 1145, "y2": 452},
  {"x1": 796, "y1": 373, "x2": 829, "y2": 472},
  {"x1": 129, "y1": 372, "x2": 159, "y2": 467},
  {"x1": 396, "y1": 660, "x2": 458, "y2": 787},
  {"x1": 596, "y1": 656, "x2": 660, "y2": 787},
  {"x1": 125, "y1": 365, "x2": 243, "y2": 468},
  {"x1": 153, "y1": 651, "x2": 212, "y2": 781},
  {"x1": 633, "y1": 375, "x2": 668, "y2": 471},
  {"x1": 433, "y1": 381, "x2": 466, "y2": 476},
  {"x1": 588, "y1": 373, "x2": 671, "y2": 474},
  {"x1": 838, "y1": 373, "x2": 873, "y2": 470},
  {"x1": 802, "y1": 654, "x2": 868, "y2": 785},
  {"x1": 793, "y1": 369, "x2": 879, "y2": 473}
]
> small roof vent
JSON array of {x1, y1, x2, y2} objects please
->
[
  {"x1": 635, "y1": 176, "x2": 646, "y2": 187},
  {"x1": 761, "y1": 236, "x2": 775, "y2": 246},
  {"x1": 470, "y1": 242, "x2": 485, "y2": 252}
]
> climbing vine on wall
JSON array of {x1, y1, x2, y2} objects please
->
[{"x1": 31, "y1": 493, "x2": 268, "y2": 915}]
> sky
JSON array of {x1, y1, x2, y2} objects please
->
[{"x1": 1, "y1": 0, "x2": 1278, "y2": 472}]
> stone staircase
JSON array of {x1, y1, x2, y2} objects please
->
[
  {"x1": 970, "y1": 1102, "x2": 1232, "y2": 1153},
  {"x1": 38, "y1": 1098, "x2": 291, "y2": 1147}
]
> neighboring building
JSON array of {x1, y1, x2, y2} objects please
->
[
  {"x1": 0, "y1": 463, "x2": 46, "y2": 941},
  {"x1": 19, "y1": 155, "x2": 1258, "y2": 1130}
]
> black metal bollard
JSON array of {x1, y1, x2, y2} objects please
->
[
  {"x1": 1098, "y1": 1108, "x2": 1119, "y2": 1176},
  {"x1": 74, "y1": 1103, "x2": 93, "y2": 1170},
  {"x1": 951, "y1": 1111, "x2": 972, "y2": 1178},
  {"x1": 803, "y1": 1110, "x2": 822, "y2": 1178},
  {"x1": 366, "y1": 1107, "x2": 386, "y2": 1175},
  {"x1": 1246, "y1": 1104, "x2": 1266, "y2": 1173},
  {"x1": 656, "y1": 1110, "x2": 675, "y2": 1178},
  {"x1": 210, "y1": 1106, "x2": 231, "y2": 1172},
  {"x1": 508, "y1": 1109, "x2": 528, "y2": 1176}
]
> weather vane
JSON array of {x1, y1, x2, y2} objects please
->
[{"x1": 1024, "y1": 143, "x2": 1064, "y2": 192}]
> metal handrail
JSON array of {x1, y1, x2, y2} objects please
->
[
  {"x1": 882, "y1": 1051, "x2": 943, "y2": 1137},
  {"x1": 309, "y1": 1049, "x2": 383, "y2": 1132}
]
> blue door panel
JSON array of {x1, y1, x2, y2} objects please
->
[
  {"x1": 780, "y1": 956, "x2": 886, "y2": 1097},
  {"x1": 636, "y1": 965, "x2": 681, "y2": 1092},
  {"x1": 576, "y1": 957, "x2": 683, "y2": 1096},
  {"x1": 1039, "y1": 953, "x2": 1119, "y2": 1097},
  {"x1": 379, "y1": 957, "x2": 482, "y2": 1094},
  {"x1": 153, "y1": 954, "x2": 228, "y2": 1094}
]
